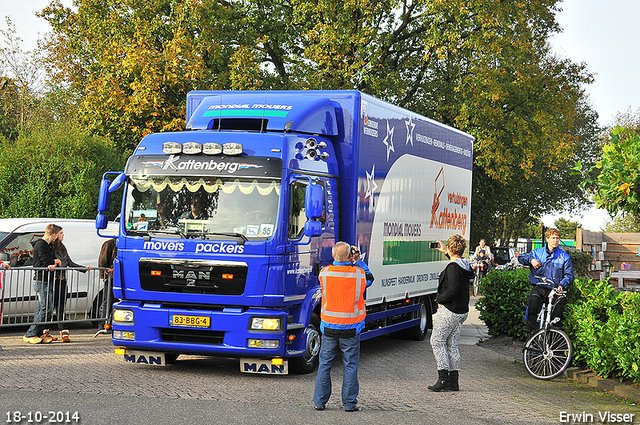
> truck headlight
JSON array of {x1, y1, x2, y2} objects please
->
[
  {"x1": 250, "y1": 317, "x2": 282, "y2": 331},
  {"x1": 113, "y1": 309, "x2": 134, "y2": 324}
]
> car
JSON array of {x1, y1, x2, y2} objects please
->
[
  {"x1": 492, "y1": 246, "x2": 515, "y2": 266},
  {"x1": 0, "y1": 218, "x2": 118, "y2": 325}
]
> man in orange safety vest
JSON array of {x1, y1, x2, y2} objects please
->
[{"x1": 313, "y1": 241, "x2": 373, "y2": 412}]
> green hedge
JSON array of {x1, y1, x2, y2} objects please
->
[
  {"x1": 476, "y1": 270, "x2": 640, "y2": 382},
  {"x1": 565, "y1": 279, "x2": 640, "y2": 382},
  {"x1": 475, "y1": 268, "x2": 530, "y2": 341}
]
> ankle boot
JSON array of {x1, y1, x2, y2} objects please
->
[
  {"x1": 449, "y1": 370, "x2": 459, "y2": 391},
  {"x1": 427, "y1": 370, "x2": 451, "y2": 392}
]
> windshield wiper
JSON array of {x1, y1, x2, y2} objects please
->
[{"x1": 206, "y1": 232, "x2": 248, "y2": 245}]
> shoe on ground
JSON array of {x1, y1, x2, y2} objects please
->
[
  {"x1": 313, "y1": 405, "x2": 325, "y2": 411},
  {"x1": 42, "y1": 329, "x2": 58, "y2": 341},
  {"x1": 40, "y1": 335, "x2": 53, "y2": 344},
  {"x1": 23, "y1": 336, "x2": 42, "y2": 344},
  {"x1": 60, "y1": 330, "x2": 71, "y2": 343},
  {"x1": 345, "y1": 407, "x2": 360, "y2": 412}
]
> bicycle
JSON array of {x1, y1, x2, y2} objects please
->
[
  {"x1": 522, "y1": 276, "x2": 573, "y2": 380},
  {"x1": 470, "y1": 258, "x2": 489, "y2": 296}
]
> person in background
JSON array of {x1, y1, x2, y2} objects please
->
[
  {"x1": 53, "y1": 228, "x2": 93, "y2": 342},
  {"x1": 23, "y1": 224, "x2": 62, "y2": 344},
  {"x1": 473, "y1": 239, "x2": 493, "y2": 262},
  {"x1": 0, "y1": 260, "x2": 10, "y2": 270},
  {"x1": 313, "y1": 241, "x2": 373, "y2": 412},
  {"x1": 179, "y1": 196, "x2": 208, "y2": 220},
  {"x1": 429, "y1": 234, "x2": 475, "y2": 392},
  {"x1": 97, "y1": 236, "x2": 118, "y2": 329},
  {"x1": 518, "y1": 228, "x2": 574, "y2": 334}
]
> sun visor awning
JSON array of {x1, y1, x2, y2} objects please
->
[{"x1": 186, "y1": 93, "x2": 338, "y2": 136}]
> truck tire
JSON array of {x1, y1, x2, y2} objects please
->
[
  {"x1": 290, "y1": 312, "x2": 321, "y2": 374},
  {"x1": 391, "y1": 298, "x2": 431, "y2": 341}
]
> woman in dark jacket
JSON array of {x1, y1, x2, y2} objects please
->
[
  {"x1": 428, "y1": 234, "x2": 475, "y2": 392},
  {"x1": 53, "y1": 228, "x2": 92, "y2": 342}
]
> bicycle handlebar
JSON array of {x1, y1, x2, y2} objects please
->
[{"x1": 533, "y1": 276, "x2": 567, "y2": 295}]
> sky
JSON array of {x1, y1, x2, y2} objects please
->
[{"x1": 1, "y1": 0, "x2": 639, "y2": 231}]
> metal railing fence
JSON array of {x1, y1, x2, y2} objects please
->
[{"x1": 0, "y1": 267, "x2": 113, "y2": 329}]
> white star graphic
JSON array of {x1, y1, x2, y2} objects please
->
[
  {"x1": 405, "y1": 115, "x2": 415, "y2": 146},
  {"x1": 383, "y1": 120, "x2": 395, "y2": 161},
  {"x1": 365, "y1": 164, "x2": 378, "y2": 208}
]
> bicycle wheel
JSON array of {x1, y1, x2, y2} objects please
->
[
  {"x1": 473, "y1": 275, "x2": 479, "y2": 297},
  {"x1": 523, "y1": 328, "x2": 573, "y2": 380}
]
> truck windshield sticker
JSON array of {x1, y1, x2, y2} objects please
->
[
  {"x1": 128, "y1": 155, "x2": 282, "y2": 178},
  {"x1": 203, "y1": 103, "x2": 294, "y2": 118}
]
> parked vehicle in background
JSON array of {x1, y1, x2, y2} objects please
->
[
  {"x1": 0, "y1": 218, "x2": 118, "y2": 325},
  {"x1": 492, "y1": 247, "x2": 514, "y2": 266}
]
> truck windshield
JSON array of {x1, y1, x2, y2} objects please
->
[{"x1": 124, "y1": 175, "x2": 280, "y2": 240}]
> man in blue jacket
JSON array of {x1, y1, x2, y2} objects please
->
[{"x1": 518, "y1": 228, "x2": 574, "y2": 333}]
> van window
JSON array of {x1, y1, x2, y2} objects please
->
[{"x1": 0, "y1": 233, "x2": 40, "y2": 267}]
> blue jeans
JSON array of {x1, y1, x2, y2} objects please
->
[
  {"x1": 313, "y1": 333, "x2": 360, "y2": 410},
  {"x1": 25, "y1": 280, "x2": 53, "y2": 338}
]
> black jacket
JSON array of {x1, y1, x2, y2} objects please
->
[
  {"x1": 436, "y1": 260, "x2": 475, "y2": 314},
  {"x1": 32, "y1": 238, "x2": 56, "y2": 283}
]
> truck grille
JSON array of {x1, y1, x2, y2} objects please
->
[
  {"x1": 139, "y1": 258, "x2": 248, "y2": 295},
  {"x1": 161, "y1": 328, "x2": 224, "y2": 345}
]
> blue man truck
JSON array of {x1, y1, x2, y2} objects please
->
[{"x1": 95, "y1": 90, "x2": 473, "y2": 374}]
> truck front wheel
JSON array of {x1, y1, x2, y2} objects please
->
[{"x1": 290, "y1": 312, "x2": 321, "y2": 374}]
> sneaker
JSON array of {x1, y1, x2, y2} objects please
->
[
  {"x1": 313, "y1": 405, "x2": 325, "y2": 411},
  {"x1": 23, "y1": 336, "x2": 42, "y2": 344},
  {"x1": 60, "y1": 330, "x2": 71, "y2": 343},
  {"x1": 42, "y1": 329, "x2": 58, "y2": 341},
  {"x1": 345, "y1": 407, "x2": 360, "y2": 412},
  {"x1": 40, "y1": 335, "x2": 54, "y2": 344}
]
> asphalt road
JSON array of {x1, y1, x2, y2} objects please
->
[{"x1": 0, "y1": 302, "x2": 637, "y2": 425}]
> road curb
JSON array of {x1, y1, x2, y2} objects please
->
[{"x1": 564, "y1": 367, "x2": 640, "y2": 403}]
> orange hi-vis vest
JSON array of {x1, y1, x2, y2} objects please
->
[{"x1": 319, "y1": 264, "x2": 367, "y2": 326}]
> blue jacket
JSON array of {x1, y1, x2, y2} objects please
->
[{"x1": 518, "y1": 245, "x2": 574, "y2": 289}]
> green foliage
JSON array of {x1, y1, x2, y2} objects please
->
[
  {"x1": 563, "y1": 279, "x2": 640, "y2": 381},
  {"x1": 568, "y1": 250, "x2": 593, "y2": 279},
  {"x1": 475, "y1": 268, "x2": 530, "y2": 340},
  {"x1": 577, "y1": 128, "x2": 640, "y2": 217},
  {"x1": 554, "y1": 217, "x2": 580, "y2": 240},
  {"x1": 602, "y1": 213, "x2": 640, "y2": 233},
  {"x1": 0, "y1": 121, "x2": 126, "y2": 219}
]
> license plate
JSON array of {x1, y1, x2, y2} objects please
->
[
  {"x1": 169, "y1": 314, "x2": 210, "y2": 328},
  {"x1": 121, "y1": 350, "x2": 166, "y2": 366},
  {"x1": 240, "y1": 358, "x2": 288, "y2": 375}
]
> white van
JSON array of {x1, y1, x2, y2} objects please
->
[{"x1": 0, "y1": 218, "x2": 118, "y2": 325}]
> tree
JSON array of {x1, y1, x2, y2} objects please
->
[
  {"x1": 0, "y1": 17, "x2": 45, "y2": 137},
  {"x1": 39, "y1": 0, "x2": 600, "y2": 241},
  {"x1": 40, "y1": 0, "x2": 242, "y2": 152},
  {"x1": 0, "y1": 121, "x2": 126, "y2": 219},
  {"x1": 602, "y1": 213, "x2": 640, "y2": 233},
  {"x1": 554, "y1": 217, "x2": 580, "y2": 240}
]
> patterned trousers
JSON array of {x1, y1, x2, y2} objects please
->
[{"x1": 430, "y1": 306, "x2": 468, "y2": 371}]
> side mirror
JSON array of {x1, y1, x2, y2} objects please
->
[
  {"x1": 109, "y1": 172, "x2": 127, "y2": 193},
  {"x1": 97, "y1": 178, "x2": 111, "y2": 213},
  {"x1": 96, "y1": 213, "x2": 108, "y2": 230},
  {"x1": 305, "y1": 183, "x2": 323, "y2": 219},
  {"x1": 0, "y1": 252, "x2": 9, "y2": 262},
  {"x1": 304, "y1": 221, "x2": 322, "y2": 238}
]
